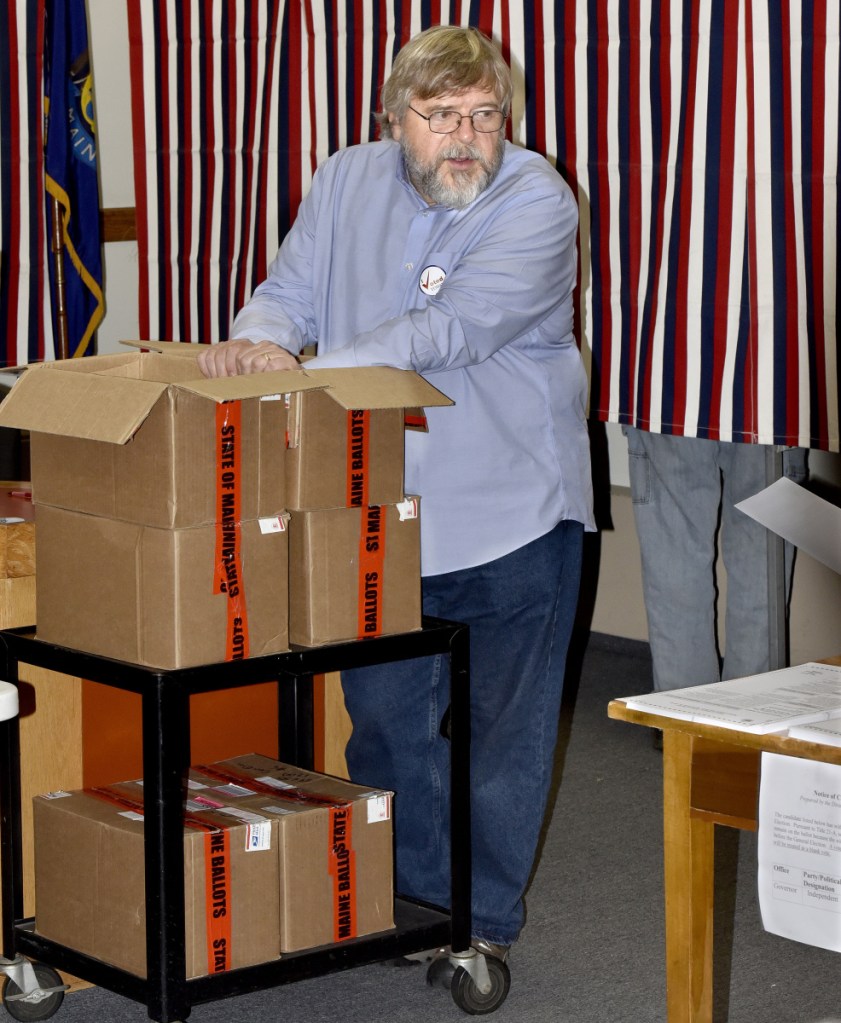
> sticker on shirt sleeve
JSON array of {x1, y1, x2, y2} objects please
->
[{"x1": 419, "y1": 265, "x2": 447, "y2": 296}]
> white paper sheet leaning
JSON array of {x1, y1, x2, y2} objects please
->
[{"x1": 758, "y1": 752, "x2": 841, "y2": 952}]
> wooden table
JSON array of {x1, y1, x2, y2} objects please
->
[{"x1": 608, "y1": 655, "x2": 841, "y2": 1023}]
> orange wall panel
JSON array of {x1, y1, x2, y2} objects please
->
[{"x1": 82, "y1": 680, "x2": 279, "y2": 786}]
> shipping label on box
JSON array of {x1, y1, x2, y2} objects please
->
[
  {"x1": 33, "y1": 783, "x2": 281, "y2": 979},
  {"x1": 200, "y1": 755, "x2": 395, "y2": 952},
  {"x1": 288, "y1": 498, "x2": 421, "y2": 647}
]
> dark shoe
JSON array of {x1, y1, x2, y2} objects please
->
[{"x1": 392, "y1": 938, "x2": 509, "y2": 968}]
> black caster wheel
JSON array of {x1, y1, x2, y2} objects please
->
[
  {"x1": 2, "y1": 963, "x2": 65, "y2": 1021},
  {"x1": 426, "y1": 955, "x2": 456, "y2": 989},
  {"x1": 451, "y1": 958, "x2": 511, "y2": 1015}
]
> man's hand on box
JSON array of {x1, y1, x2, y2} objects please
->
[{"x1": 197, "y1": 339, "x2": 302, "y2": 378}]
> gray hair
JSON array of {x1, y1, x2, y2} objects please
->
[{"x1": 376, "y1": 25, "x2": 512, "y2": 139}]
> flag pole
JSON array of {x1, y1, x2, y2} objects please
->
[{"x1": 49, "y1": 195, "x2": 70, "y2": 360}]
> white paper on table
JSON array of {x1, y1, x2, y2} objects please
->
[
  {"x1": 788, "y1": 718, "x2": 841, "y2": 748},
  {"x1": 621, "y1": 661, "x2": 841, "y2": 732},
  {"x1": 758, "y1": 752, "x2": 841, "y2": 952},
  {"x1": 735, "y1": 477, "x2": 841, "y2": 575}
]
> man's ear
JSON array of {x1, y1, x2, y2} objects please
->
[{"x1": 389, "y1": 111, "x2": 401, "y2": 140}]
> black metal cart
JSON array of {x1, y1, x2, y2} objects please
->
[{"x1": 0, "y1": 617, "x2": 510, "y2": 1021}]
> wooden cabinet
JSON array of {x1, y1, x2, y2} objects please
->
[{"x1": 0, "y1": 486, "x2": 81, "y2": 918}]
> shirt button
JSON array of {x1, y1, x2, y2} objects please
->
[{"x1": 404, "y1": 263, "x2": 414, "y2": 270}]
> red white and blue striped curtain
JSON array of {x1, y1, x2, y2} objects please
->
[
  {"x1": 0, "y1": 0, "x2": 53, "y2": 367},
  {"x1": 127, "y1": 1, "x2": 839, "y2": 452}
]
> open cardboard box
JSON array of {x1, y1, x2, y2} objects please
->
[
  {"x1": 0, "y1": 342, "x2": 451, "y2": 665},
  {"x1": 283, "y1": 366, "x2": 452, "y2": 511},
  {"x1": 0, "y1": 342, "x2": 453, "y2": 524},
  {"x1": 0, "y1": 344, "x2": 317, "y2": 528}
]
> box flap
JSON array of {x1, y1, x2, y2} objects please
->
[
  {"x1": 119, "y1": 339, "x2": 203, "y2": 357},
  {"x1": 0, "y1": 366, "x2": 169, "y2": 443},
  {"x1": 119, "y1": 343, "x2": 448, "y2": 409},
  {"x1": 303, "y1": 367, "x2": 453, "y2": 410},
  {"x1": 117, "y1": 341, "x2": 326, "y2": 402},
  {"x1": 177, "y1": 370, "x2": 326, "y2": 403}
]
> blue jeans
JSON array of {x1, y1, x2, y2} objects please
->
[
  {"x1": 625, "y1": 428, "x2": 807, "y2": 690},
  {"x1": 341, "y1": 520, "x2": 584, "y2": 947}
]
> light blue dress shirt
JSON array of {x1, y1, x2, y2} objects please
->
[{"x1": 231, "y1": 139, "x2": 595, "y2": 575}]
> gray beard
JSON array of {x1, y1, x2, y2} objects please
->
[{"x1": 401, "y1": 136, "x2": 505, "y2": 208}]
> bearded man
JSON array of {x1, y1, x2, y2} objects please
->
[{"x1": 199, "y1": 24, "x2": 594, "y2": 962}]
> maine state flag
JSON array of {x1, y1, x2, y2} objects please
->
[{"x1": 43, "y1": 0, "x2": 103, "y2": 357}]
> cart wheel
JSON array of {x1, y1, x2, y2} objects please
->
[
  {"x1": 425, "y1": 955, "x2": 456, "y2": 989},
  {"x1": 2, "y1": 963, "x2": 65, "y2": 1022},
  {"x1": 451, "y1": 959, "x2": 510, "y2": 1015}
]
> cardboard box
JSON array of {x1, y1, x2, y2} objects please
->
[
  {"x1": 288, "y1": 499, "x2": 422, "y2": 646},
  {"x1": 33, "y1": 755, "x2": 394, "y2": 972},
  {"x1": 285, "y1": 367, "x2": 452, "y2": 511},
  {"x1": 201, "y1": 755, "x2": 395, "y2": 951},
  {"x1": 0, "y1": 349, "x2": 452, "y2": 525},
  {"x1": 33, "y1": 783, "x2": 282, "y2": 979},
  {"x1": 0, "y1": 346, "x2": 324, "y2": 528},
  {"x1": 34, "y1": 505, "x2": 289, "y2": 668}
]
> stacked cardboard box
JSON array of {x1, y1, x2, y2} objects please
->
[
  {"x1": 195, "y1": 753, "x2": 395, "y2": 951},
  {"x1": 33, "y1": 754, "x2": 394, "y2": 976},
  {"x1": 1, "y1": 346, "x2": 450, "y2": 967},
  {"x1": 284, "y1": 366, "x2": 451, "y2": 646},
  {"x1": 0, "y1": 346, "x2": 317, "y2": 666},
  {"x1": 0, "y1": 343, "x2": 453, "y2": 660}
]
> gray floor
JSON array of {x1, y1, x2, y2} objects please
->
[{"x1": 14, "y1": 633, "x2": 841, "y2": 1022}]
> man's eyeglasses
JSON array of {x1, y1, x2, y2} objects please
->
[{"x1": 408, "y1": 105, "x2": 506, "y2": 134}]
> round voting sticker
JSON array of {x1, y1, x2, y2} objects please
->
[{"x1": 419, "y1": 265, "x2": 446, "y2": 296}]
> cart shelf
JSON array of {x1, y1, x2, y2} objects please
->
[{"x1": 0, "y1": 617, "x2": 473, "y2": 1022}]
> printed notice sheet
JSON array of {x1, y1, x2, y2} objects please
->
[
  {"x1": 758, "y1": 752, "x2": 841, "y2": 952},
  {"x1": 621, "y1": 662, "x2": 841, "y2": 733}
]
